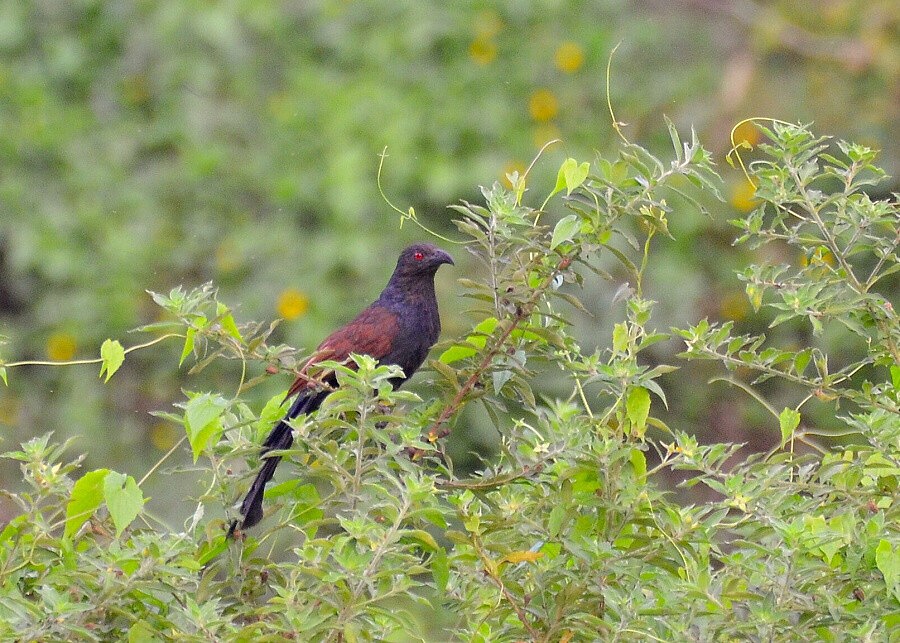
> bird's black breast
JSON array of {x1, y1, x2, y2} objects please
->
[{"x1": 380, "y1": 291, "x2": 441, "y2": 381}]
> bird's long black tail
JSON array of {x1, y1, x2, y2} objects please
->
[{"x1": 227, "y1": 389, "x2": 327, "y2": 537}]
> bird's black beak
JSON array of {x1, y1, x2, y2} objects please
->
[{"x1": 435, "y1": 249, "x2": 454, "y2": 266}]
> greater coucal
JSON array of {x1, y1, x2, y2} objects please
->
[{"x1": 228, "y1": 243, "x2": 453, "y2": 536}]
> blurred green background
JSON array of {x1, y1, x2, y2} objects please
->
[{"x1": 1, "y1": 0, "x2": 897, "y2": 524}]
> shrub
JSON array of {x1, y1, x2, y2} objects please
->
[{"x1": 0, "y1": 122, "x2": 896, "y2": 640}]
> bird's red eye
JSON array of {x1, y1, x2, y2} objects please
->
[{"x1": 414, "y1": 251, "x2": 424, "y2": 261}]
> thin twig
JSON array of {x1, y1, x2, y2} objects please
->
[{"x1": 427, "y1": 257, "x2": 572, "y2": 442}]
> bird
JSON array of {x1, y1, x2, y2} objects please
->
[{"x1": 227, "y1": 243, "x2": 453, "y2": 537}]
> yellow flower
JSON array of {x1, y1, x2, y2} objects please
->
[
  {"x1": 469, "y1": 37, "x2": 497, "y2": 65},
  {"x1": 501, "y1": 161, "x2": 527, "y2": 189},
  {"x1": 720, "y1": 291, "x2": 749, "y2": 321},
  {"x1": 730, "y1": 180, "x2": 758, "y2": 212},
  {"x1": 732, "y1": 120, "x2": 761, "y2": 147},
  {"x1": 529, "y1": 89, "x2": 559, "y2": 122},
  {"x1": 149, "y1": 422, "x2": 178, "y2": 451},
  {"x1": 554, "y1": 41, "x2": 584, "y2": 74},
  {"x1": 533, "y1": 123, "x2": 561, "y2": 148},
  {"x1": 277, "y1": 288, "x2": 309, "y2": 320},
  {"x1": 474, "y1": 10, "x2": 503, "y2": 38},
  {"x1": 46, "y1": 333, "x2": 77, "y2": 361}
]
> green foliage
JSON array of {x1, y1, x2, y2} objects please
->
[
  {"x1": 2, "y1": 0, "x2": 897, "y2": 496},
  {"x1": 0, "y1": 124, "x2": 897, "y2": 640}
]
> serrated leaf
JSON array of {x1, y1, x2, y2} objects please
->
[
  {"x1": 432, "y1": 548, "x2": 450, "y2": 592},
  {"x1": 256, "y1": 396, "x2": 287, "y2": 435},
  {"x1": 626, "y1": 387, "x2": 651, "y2": 436},
  {"x1": 128, "y1": 619, "x2": 162, "y2": 643},
  {"x1": 794, "y1": 349, "x2": 812, "y2": 376},
  {"x1": 184, "y1": 393, "x2": 227, "y2": 462},
  {"x1": 179, "y1": 327, "x2": 196, "y2": 367},
  {"x1": 99, "y1": 339, "x2": 125, "y2": 383},
  {"x1": 551, "y1": 214, "x2": 580, "y2": 250},
  {"x1": 103, "y1": 471, "x2": 144, "y2": 537},
  {"x1": 779, "y1": 407, "x2": 801, "y2": 444},
  {"x1": 65, "y1": 469, "x2": 110, "y2": 540},
  {"x1": 548, "y1": 504, "x2": 567, "y2": 537},
  {"x1": 216, "y1": 302, "x2": 243, "y2": 342},
  {"x1": 630, "y1": 448, "x2": 647, "y2": 480},
  {"x1": 612, "y1": 323, "x2": 629, "y2": 353},
  {"x1": 875, "y1": 539, "x2": 899, "y2": 601}
]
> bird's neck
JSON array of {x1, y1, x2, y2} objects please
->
[{"x1": 380, "y1": 273, "x2": 438, "y2": 308}]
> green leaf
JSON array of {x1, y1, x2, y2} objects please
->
[
  {"x1": 612, "y1": 323, "x2": 629, "y2": 353},
  {"x1": 439, "y1": 344, "x2": 477, "y2": 364},
  {"x1": 216, "y1": 302, "x2": 243, "y2": 342},
  {"x1": 629, "y1": 448, "x2": 647, "y2": 480},
  {"x1": 128, "y1": 619, "x2": 162, "y2": 643},
  {"x1": 440, "y1": 317, "x2": 499, "y2": 363},
  {"x1": 184, "y1": 393, "x2": 227, "y2": 462},
  {"x1": 0, "y1": 366, "x2": 6, "y2": 386},
  {"x1": 431, "y1": 548, "x2": 449, "y2": 592},
  {"x1": 891, "y1": 365, "x2": 900, "y2": 390},
  {"x1": 552, "y1": 158, "x2": 587, "y2": 197},
  {"x1": 875, "y1": 539, "x2": 899, "y2": 601},
  {"x1": 65, "y1": 469, "x2": 110, "y2": 540},
  {"x1": 555, "y1": 157, "x2": 590, "y2": 195},
  {"x1": 103, "y1": 471, "x2": 144, "y2": 537},
  {"x1": 779, "y1": 407, "x2": 801, "y2": 444},
  {"x1": 179, "y1": 327, "x2": 196, "y2": 367},
  {"x1": 259, "y1": 392, "x2": 289, "y2": 427},
  {"x1": 793, "y1": 349, "x2": 812, "y2": 376},
  {"x1": 195, "y1": 538, "x2": 228, "y2": 567},
  {"x1": 405, "y1": 529, "x2": 439, "y2": 551},
  {"x1": 99, "y1": 339, "x2": 125, "y2": 383},
  {"x1": 473, "y1": 316, "x2": 499, "y2": 337},
  {"x1": 548, "y1": 504, "x2": 567, "y2": 537},
  {"x1": 626, "y1": 387, "x2": 651, "y2": 436},
  {"x1": 550, "y1": 214, "x2": 580, "y2": 250}
]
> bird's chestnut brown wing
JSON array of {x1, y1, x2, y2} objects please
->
[{"x1": 285, "y1": 305, "x2": 399, "y2": 399}]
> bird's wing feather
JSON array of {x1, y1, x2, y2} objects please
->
[{"x1": 285, "y1": 304, "x2": 399, "y2": 398}]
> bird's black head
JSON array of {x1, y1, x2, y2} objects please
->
[{"x1": 393, "y1": 243, "x2": 454, "y2": 278}]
